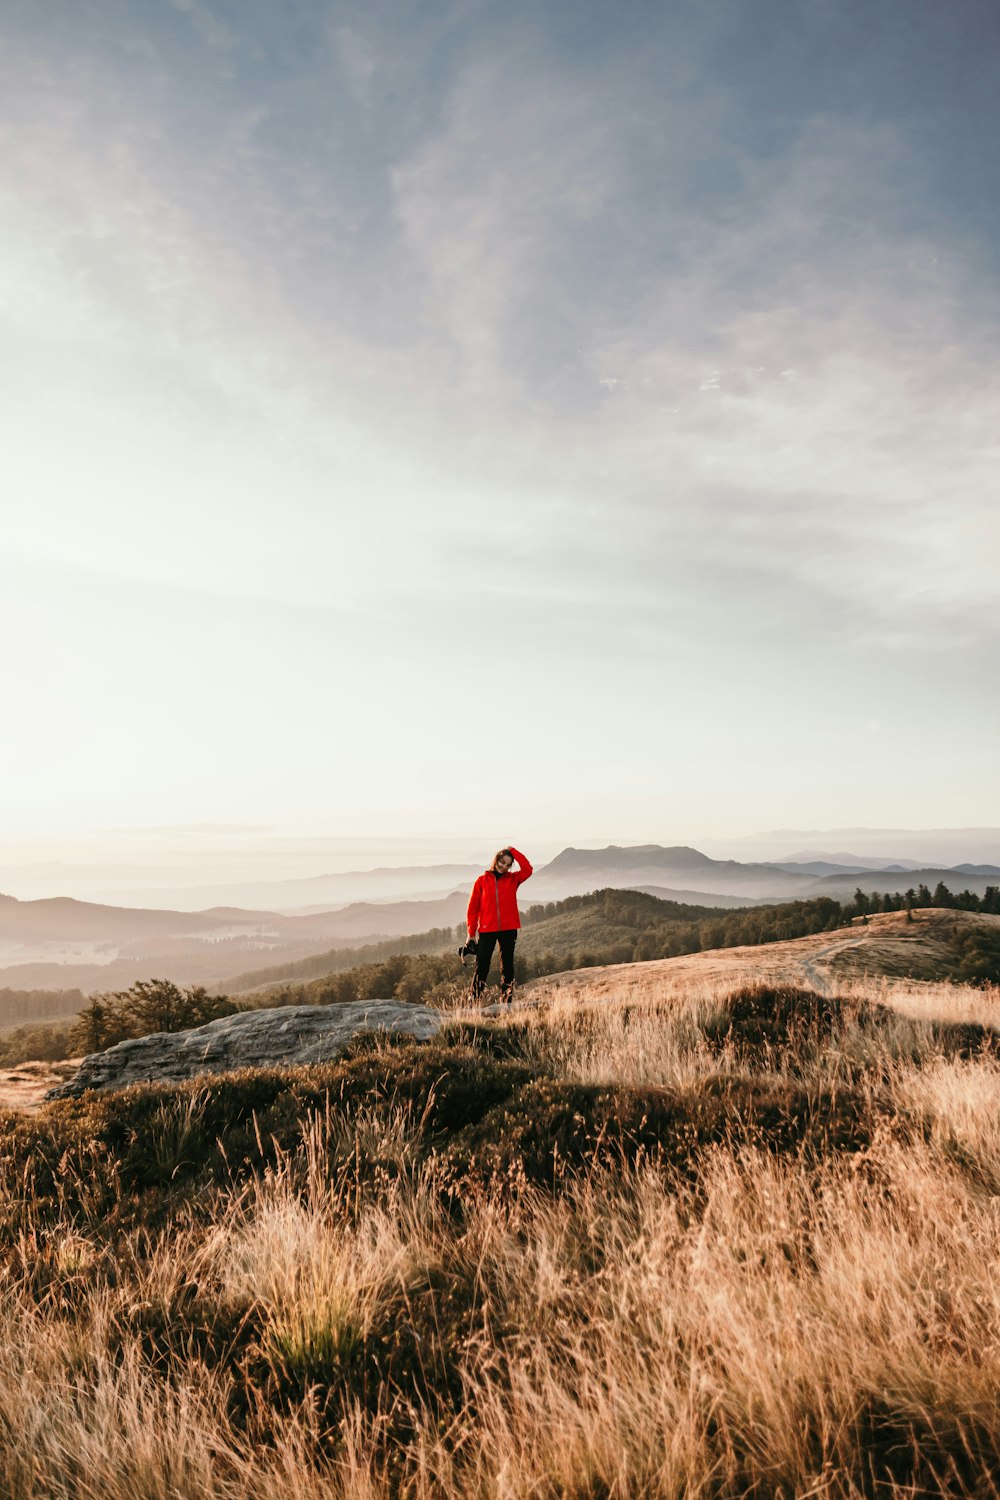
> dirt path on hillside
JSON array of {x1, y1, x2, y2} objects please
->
[{"x1": 797, "y1": 937, "x2": 869, "y2": 994}]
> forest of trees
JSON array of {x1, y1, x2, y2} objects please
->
[
  {"x1": 0, "y1": 986, "x2": 86, "y2": 1027},
  {"x1": 260, "y1": 882, "x2": 1000, "y2": 1012},
  {"x1": 845, "y1": 884, "x2": 1000, "y2": 917}
]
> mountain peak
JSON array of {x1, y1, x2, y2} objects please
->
[{"x1": 544, "y1": 844, "x2": 713, "y2": 872}]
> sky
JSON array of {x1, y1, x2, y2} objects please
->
[{"x1": 3, "y1": 0, "x2": 999, "y2": 872}]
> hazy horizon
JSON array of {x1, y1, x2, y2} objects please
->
[
  {"x1": 3, "y1": 822, "x2": 1000, "y2": 907},
  {"x1": 5, "y1": 1, "x2": 998, "y2": 844}
]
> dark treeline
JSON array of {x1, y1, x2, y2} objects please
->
[
  {"x1": 0, "y1": 986, "x2": 86, "y2": 1027},
  {"x1": 521, "y1": 892, "x2": 731, "y2": 927},
  {"x1": 0, "y1": 986, "x2": 90, "y2": 1070},
  {"x1": 846, "y1": 884, "x2": 1000, "y2": 917}
]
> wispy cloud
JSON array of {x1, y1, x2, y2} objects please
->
[{"x1": 2, "y1": 0, "x2": 998, "y2": 836}]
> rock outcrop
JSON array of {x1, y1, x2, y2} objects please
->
[{"x1": 45, "y1": 1000, "x2": 442, "y2": 1099}]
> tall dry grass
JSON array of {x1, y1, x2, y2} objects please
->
[{"x1": 0, "y1": 973, "x2": 998, "y2": 1496}]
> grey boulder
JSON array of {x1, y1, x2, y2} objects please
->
[{"x1": 45, "y1": 999, "x2": 442, "y2": 1099}]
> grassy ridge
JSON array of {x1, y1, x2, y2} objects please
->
[
  {"x1": 2, "y1": 976, "x2": 1000, "y2": 1495},
  {"x1": 248, "y1": 890, "x2": 1000, "y2": 1013},
  {"x1": 226, "y1": 889, "x2": 850, "y2": 995}
]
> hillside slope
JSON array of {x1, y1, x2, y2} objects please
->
[{"x1": 534, "y1": 908, "x2": 1000, "y2": 1004}]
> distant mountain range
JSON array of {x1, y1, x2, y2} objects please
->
[
  {"x1": 0, "y1": 890, "x2": 468, "y2": 992},
  {"x1": 531, "y1": 846, "x2": 807, "y2": 901},
  {"x1": 768, "y1": 859, "x2": 923, "y2": 876},
  {"x1": 531, "y1": 845, "x2": 1000, "y2": 903},
  {"x1": 699, "y1": 827, "x2": 1000, "y2": 869},
  {"x1": 1, "y1": 842, "x2": 998, "y2": 995},
  {"x1": 633, "y1": 887, "x2": 761, "y2": 908}
]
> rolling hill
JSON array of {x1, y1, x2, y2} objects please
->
[
  {"x1": 534, "y1": 906, "x2": 1000, "y2": 1003},
  {"x1": 0, "y1": 890, "x2": 467, "y2": 992}
]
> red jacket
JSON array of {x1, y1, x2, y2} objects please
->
[{"x1": 467, "y1": 847, "x2": 533, "y2": 935}]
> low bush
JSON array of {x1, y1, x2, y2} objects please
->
[
  {"x1": 447, "y1": 1074, "x2": 886, "y2": 1186},
  {"x1": 702, "y1": 983, "x2": 997, "y2": 1073},
  {"x1": 0, "y1": 1044, "x2": 538, "y2": 1234},
  {"x1": 72, "y1": 979, "x2": 238, "y2": 1053}
]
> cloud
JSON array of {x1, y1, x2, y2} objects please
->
[
  {"x1": 167, "y1": 0, "x2": 234, "y2": 52},
  {"x1": 5, "y1": 13, "x2": 995, "y2": 661},
  {"x1": 2, "y1": 2, "x2": 998, "y2": 834}
]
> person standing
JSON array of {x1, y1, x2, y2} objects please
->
[{"x1": 466, "y1": 846, "x2": 533, "y2": 1002}]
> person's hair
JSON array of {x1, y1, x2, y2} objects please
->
[{"x1": 491, "y1": 847, "x2": 513, "y2": 872}]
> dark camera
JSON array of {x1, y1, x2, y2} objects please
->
[{"x1": 457, "y1": 938, "x2": 478, "y2": 959}]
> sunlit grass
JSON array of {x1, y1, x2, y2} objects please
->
[{"x1": 0, "y1": 971, "x2": 997, "y2": 1495}]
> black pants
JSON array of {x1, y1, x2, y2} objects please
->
[{"x1": 471, "y1": 929, "x2": 517, "y2": 1000}]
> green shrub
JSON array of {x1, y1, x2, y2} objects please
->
[
  {"x1": 439, "y1": 1016, "x2": 538, "y2": 1061},
  {"x1": 701, "y1": 985, "x2": 895, "y2": 1067},
  {"x1": 949, "y1": 927, "x2": 1000, "y2": 985},
  {"x1": 72, "y1": 980, "x2": 238, "y2": 1053}
]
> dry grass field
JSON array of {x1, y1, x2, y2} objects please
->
[
  {"x1": 1, "y1": 922, "x2": 999, "y2": 1496},
  {"x1": 534, "y1": 908, "x2": 1000, "y2": 1011}
]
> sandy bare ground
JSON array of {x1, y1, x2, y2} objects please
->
[{"x1": 0, "y1": 1060, "x2": 81, "y2": 1112}]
